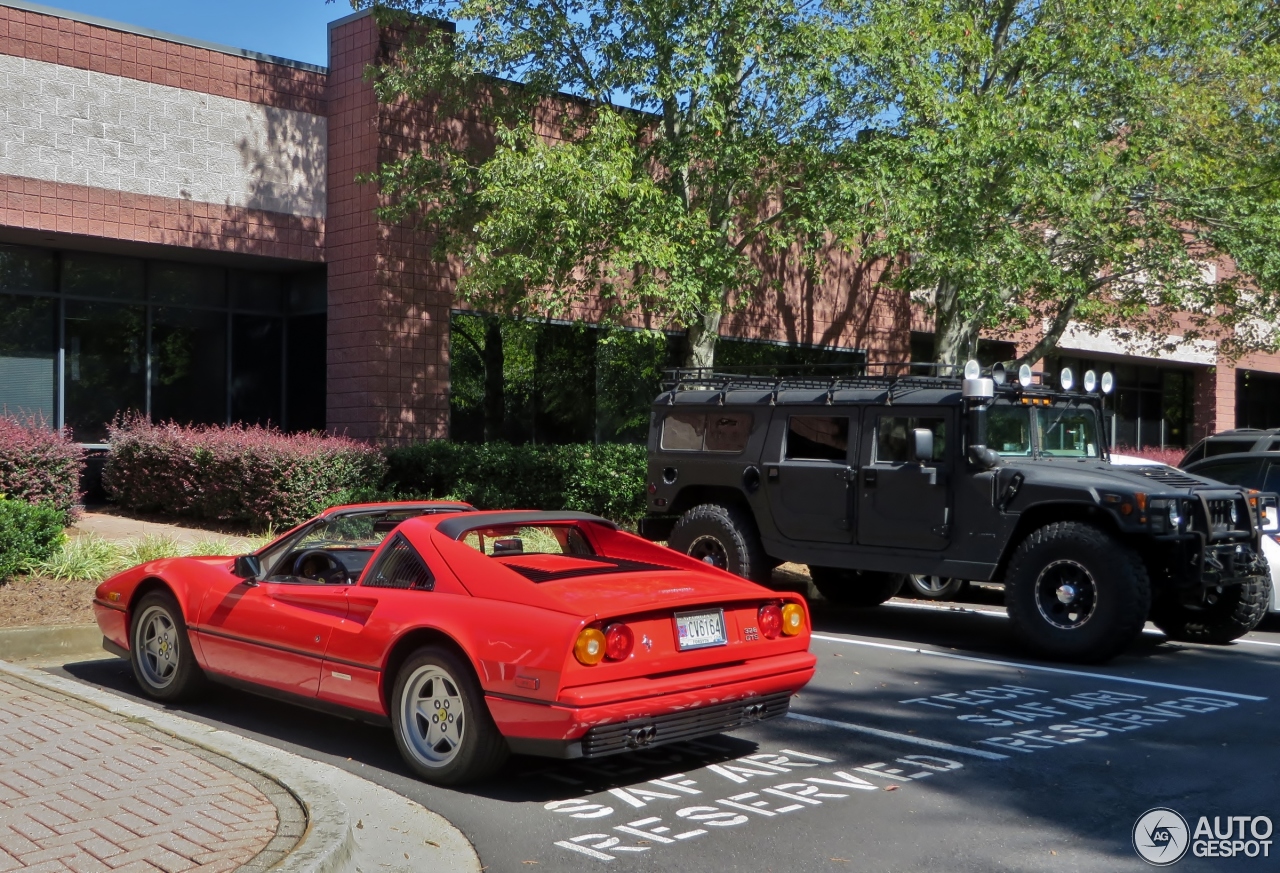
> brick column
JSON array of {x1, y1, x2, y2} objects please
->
[
  {"x1": 325, "y1": 12, "x2": 451, "y2": 444},
  {"x1": 1192, "y1": 364, "x2": 1235, "y2": 441}
]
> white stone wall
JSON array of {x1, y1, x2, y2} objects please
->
[{"x1": 0, "y1": 53, "x2": 326, "y2": 218}]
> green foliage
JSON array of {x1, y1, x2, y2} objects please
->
[
  {"x1": 360, "y1": 0, "x2": 858, "y2": 366},
  {"x1": 31, "y1": 534, "x2": 120, "y2": 582},
  {"x1": 0, "y1": 498, "x2": 66, "y2": 582},
  {"x1": 826, "y1": 0, "x2": 1280, "y2": 364},
  {"x1": 384, "y1": 442, "x2": 648, "y2": 522}
]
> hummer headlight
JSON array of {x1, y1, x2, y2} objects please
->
[
  {"x1": 1167, "y1": 501, "x2": 1182, "y2": 529},
  {"x1": 1229, "y1": 501, "x2": 1239, "y2": 525}
]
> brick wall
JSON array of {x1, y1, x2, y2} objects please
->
[{"x1": 0, "y1": 3, "x2": 326, "y2": 261}]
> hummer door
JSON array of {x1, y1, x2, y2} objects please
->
[
  {"x1": 764, "y1": 412, "x2": 857, "y2": 543},
  {"x1": 857, "y1": 409, "x2": 952, "y2": 550}
]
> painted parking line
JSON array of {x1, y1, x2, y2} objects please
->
[
  {"x1": 810, "y1": 633, "x2": 1269, "y2": 701},
  {"x1": 785, "y1": 712, "x2": 1009, "y2": 760}
]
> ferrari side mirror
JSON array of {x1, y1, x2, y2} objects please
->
[{"x1": 233, "y1": 554, "x2": 262, "y2": 581}]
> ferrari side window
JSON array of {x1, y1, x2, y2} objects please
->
[{"x1": 363, "y1": 535, "x2": 435, "y2": 591}]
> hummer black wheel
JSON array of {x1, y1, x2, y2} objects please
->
[
  {"x1": 1151, "y1": 575, "x2": 1271, "y2": 644},
  {"x1": 1005, "y1": 522, "x2": 1150, "y2": 662},
  {"x1": 668, "y1": 503, "x2": 771, "y2": 582},
  {"x1": 809, "y1": 567, "x2": 904, "y2": 607}
]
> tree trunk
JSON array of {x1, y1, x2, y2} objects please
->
[
  {"x1": 482, "y1": 316, "x2": 505, "y2": 442},
  {"x1": 682, "y1": 311, "x2": 722, "y2": 369},
  {"x1": 932, "y1": 279, "x2": 981, "y2": 369}
]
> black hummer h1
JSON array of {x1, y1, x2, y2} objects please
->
[{"x1": 639, "y1": 363, "x2": 1274, "y2": 662}]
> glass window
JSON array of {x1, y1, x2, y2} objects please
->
[
  {"x1": 462, "y1": 524, "x2": 594, "y2": 556},
  {"x1": 231, "y1": 271, "x2": 284, "y2": 312},
  {"x1": 1038, "y1": 406, "x2": 1101, "y2": 457},
  {"x1": 0, "y1": 294, "x2": 56, "y2": 422},
  {"x1": 64, "y1": 300, "x2": 146, "y2": 442},
  {"x1": 62, "y1": 253, "x2": 144, "y2": 301},
  {"x1": 706, "y1": 413, "x2": 751, "y2": 452},
  {"x1": 149, "y1": 262, "x2": 226, "y2": 308},
  {"x1": 286, "y1": 269, "x2": 327, "y2": 314},
  {"x1": 1204, "y1": 438, "x2": 1258, "y2": 457},
  {"x1": 786, "y1": 416, "x2": 849, "y2": 461},
  {"x1": 231, "y1": 314, "x2": 283, "y2": 425},
  {"x1": 0, "y1": 245, "x2": 55, "y2": 294},
  {"x1": 362, "y1": 535, "x2": 434, "y2": 590},
  {"x1": 151, "y1": 306, "x2": 228, "y2": 425},
  {"x1": 286, "y1": 312, "x2": 326, "y2": 432},
  {"x1": 661, "y1": 412, "x2": 706, "y2": 451},
  {"x1": 876, "y1": 416, "x2": 946, "y2": 463},
  {"x1": 988, "y1": 406, "x2": 1032, "y2": 456},
  {"x1": 1192, "y1": 460, "x2": 1263, "y2": 490},
  {"x1": 1263, "y1": 463, "x2": 1280, "y2": 493}
]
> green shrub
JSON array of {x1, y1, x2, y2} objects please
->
[
  {"x1": 384, "y1": 442, "x2": 647, "y2": 522},
  {"x1": 0, "y1": 497, "x2": 66, "y2": 581}
]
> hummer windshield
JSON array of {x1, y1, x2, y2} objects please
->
[{"x1": 988, "y1": 403, "x2": 1102, "y2": 459}]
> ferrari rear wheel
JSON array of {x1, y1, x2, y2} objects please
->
[
  {"x1": 391, "y1": 646, "x2": 508, "y2": 785},
  {"x1": 129, "y1": 591, "x2": 205, "y2": 702}
]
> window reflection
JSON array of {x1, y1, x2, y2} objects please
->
[
  {"x1": 0, "y1": 294, "x2": 56, "y2": 421},
  {"x1": 64, "y1": 300, "x2": 146, "y2": 442},
  {"x1": 232, "y1": 314, "x2": 283, "y2": 425},
  {"x1": 151, "y1": 306, "x2": 228, "y2": 425}
]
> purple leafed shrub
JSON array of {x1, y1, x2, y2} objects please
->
[
  {"x1": 0, "y1": 416, "x2": 83, "y2": 519},
  {"x1": 103, "y1": 415, "x2": 387, "y2": 528},
  {"x1": 1112, "y1": 445, "x2": 1188, "y2": 467}
]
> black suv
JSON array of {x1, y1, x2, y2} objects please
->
[
  {"x1": 640, "y1": 364, "x2": 1273, "y2": 662},
  {"x1": 1180, "y1": 428, "x2": 1280, "y2": 468}
]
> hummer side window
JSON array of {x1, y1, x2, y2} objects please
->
[
  {"x1": 660, "y1": 411, "x2": 752, "y2": 452},
  {"x1": 875, "y1": 416, "x2": 947, "y2": 463},
  {"x1": 785, "y1": 416, "x2": 849, "y2": 461}
]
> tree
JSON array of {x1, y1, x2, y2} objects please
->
[
  {"x1": 826, "y1": 0, "x2": 1280, "y2": 366},
  {"x1": 358, "y1": 0, "x2": 858, "y2": 368}
]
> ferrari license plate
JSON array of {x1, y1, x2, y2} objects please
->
[{"x1": 674, "y1": 609, "x2": 727, "y2": 651}]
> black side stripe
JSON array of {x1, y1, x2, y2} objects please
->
[{"x1": 191, "y1": 625, "x2": 381, "y2": 673}]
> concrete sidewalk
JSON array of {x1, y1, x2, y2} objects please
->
[
  {"x1": 0, "y1": 659, "x2": 481, "y2": 873},
  {"x1": 70, "y1": 512, "x2": 257, "y2": 553}
]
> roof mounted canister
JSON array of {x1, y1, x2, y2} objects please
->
[{"x1": 962, "y1": 361, "x2": 995, "y2": 400}]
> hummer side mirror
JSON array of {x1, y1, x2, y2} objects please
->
[
  {"x1": 233, "y1": 554, "x2": 262, "y2": 581},
  {"x1": 910, "y1": 428, "x2": 934, "y2": 463}
]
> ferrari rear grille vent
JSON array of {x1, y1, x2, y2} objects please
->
[
  {"x1": 363, "y1": 534, "x2": 435, "y2": 590},
  {"x1": 581, "y1": 691, "x2": 791, "y2": 758},
  {"x1": 503, "y1": 557, "x2": 677, "y2": 584},
  {"x1": 1131, "y1": 467, "x2": 1202, "y2": 488}
]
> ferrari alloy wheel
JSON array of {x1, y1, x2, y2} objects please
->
[
  {"x1": 391, "y1": 646, "x2": 509, "y2": 785},
  {"x1": 129, "y1": 591, "x2": 205, "y2": 702}
]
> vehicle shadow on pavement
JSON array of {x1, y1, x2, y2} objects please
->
[{"x1": 57, "y1": 657, "x2": 761, "y2": 803}]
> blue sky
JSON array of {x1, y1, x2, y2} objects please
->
[{"x1": 32, "y1": 0, "x2": 357, "y2": 67}]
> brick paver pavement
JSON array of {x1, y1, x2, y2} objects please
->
[{"x1": 0, "y1": 677, "x2": 302, "y2": 873}]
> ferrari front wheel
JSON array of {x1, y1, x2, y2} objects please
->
[
  {"x1": 391, "y1": 646, "x2": 508, "y2": 785},
  {"x1": 129, "y1": 591, "x2": 205, "y2": 702}
]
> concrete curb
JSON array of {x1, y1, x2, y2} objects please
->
[
  {"x1": 0, "y1": 624, "x2": 103, "y2": 661},
  {"x1": 0, "y1": 658, "x2": 481, "y2": 873}
]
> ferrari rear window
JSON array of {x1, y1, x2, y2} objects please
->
[{"x1": 461, "y1": 524, "x2": 596, "y2": 557}]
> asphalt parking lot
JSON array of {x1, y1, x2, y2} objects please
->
[{"x1": 48, "y1": 591, "x2": 1280, "y2": 872}]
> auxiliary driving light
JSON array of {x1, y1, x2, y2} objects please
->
[
  {"x1": 759, "y1": 603, "x2": 783, "y2": 639},
  {"x1": 781, "y1": 603, "x2": 804, "y2": 636},
  {"x1": 1083, "y1": 370, "x2": 1097, "y2": 392},
  {"x1": 1017, "y1": 364, "x2": 1033, "y2": 386},
  {"x1": 604, "y1": 623, "x2": 634, "y2": 660},
  {"x1": 964, "y1": 359, "x2": 981, "y2": 380},
  {"x1": 574, "y1": 627, "x2": 607, "y2": 665},
  {"x1": 1100, "y1": 372, "x2": 1115, "y2": 394},
  {"x1": 1059, "y1": 367, "x2": 1074, "y2": 391}
]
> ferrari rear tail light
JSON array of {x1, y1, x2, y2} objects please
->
[
  {"x1": 574, "y1": 628, "x2": 607, "y2": 666},
  {"x1": 781, "y1": 602, "x2": 804, "y2": 636},
  {"x1": 604, "y1": 623, "x2": 634, "y2": 660},
  {"x1": 758, "y1": 603, "x2": 782, "y2": 639}
]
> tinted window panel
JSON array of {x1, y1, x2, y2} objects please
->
[
  {"x1": 786, "y1": 416, "x2": 849, "y2": 461},
  {"x1": 64, "y1": 300, "x2": 146, "y2": 442},
  {"x1": 0, "y1": 293, "x2": 56, "y2": 421},
  {"x1": 705, "y1": 413, "x2": 752, "y2": 452},
  {"x1": 1192, "y1": 460, "x2": 1263, "y2": 490},
  {"x1": 1264, "y1": 463, "x2": 1280, "y2": 492},
  {"x1": 62, "y1": 253, "x2": 144, "y2": 301},
  {"x1": 876, "y1": 416, "x2": 946, "y2": 463},
  {"x1": 661, "y1": 412, "x2": 705, "y2": 451},
  {"x1": 0, "y1": 245, "x2": 55, "y2": 294},
  {"x1": 363, "y1": 535, "x2": 434, "y2": 590},
  {"x1": 149, "y1": 262, "x2": 226, "y2": 307},
  {"x1": 231, "y1": 314, "x2": 283, "y2": 425},
  {"x1": 151, "y1": 306, "x2": 227, "y2": 425},
  {"x1": 1204, "y1": 438, "x2": 1258, "y2": 457}
]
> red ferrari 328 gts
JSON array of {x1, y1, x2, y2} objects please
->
[{"x1": 93, "y1": 502, "x2": 817, "y2": 784}]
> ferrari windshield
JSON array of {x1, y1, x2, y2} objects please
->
[{"x1": 257, "y1": 508, "x2": 431, "y2": 577}]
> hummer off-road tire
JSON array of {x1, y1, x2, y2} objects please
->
[
  {"x1": 1005, "y1": 522, "x2": 1150, "y2": 663},
  {"x1": 668, "y1": 503, "x2": 772, "y2": 582},
  {"x1": 1151, "y1": 574, "x2": 1271, "y2": 644},
  {"x1": 809, "y1": 567, "x2": 904, "y2": 607}
]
